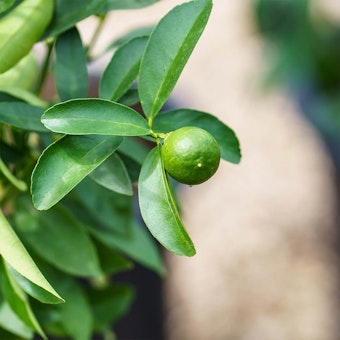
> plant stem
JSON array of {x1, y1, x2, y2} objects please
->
[
  {"x1": 34, "y1": 40, "x2": 54, "y2": 96},
  {"x1": 87, "y1": 14, "x2": 107, "y2": 60},
  {"x1": 0, "y1": 157, "x2": 27, "y2": 192}
]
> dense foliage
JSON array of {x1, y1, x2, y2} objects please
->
[{"x1": 0, "y1": 0, "x2": 241, "y2": 338}]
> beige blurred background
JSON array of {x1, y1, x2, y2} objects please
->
[{"x1": 77, "y1": 1, "x2": 340, "y2": 339}]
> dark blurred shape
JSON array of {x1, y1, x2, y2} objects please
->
[{"x1": 254, "y1": 0, "x2": 340, "y2": 169}]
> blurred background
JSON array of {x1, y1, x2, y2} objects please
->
[{"x1": 77, "y1": 0, "x2": 340, "y2": 339}]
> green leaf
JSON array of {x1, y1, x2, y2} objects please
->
[
  {"x1": 31, "y1": 134, "x2": 122, "y2": 210},
  {"x1": 1, "y1": 261, "x2": 45, "y2": 338},
  {"x1": 94, "y1": 240, "x2": 133, "y2": 275},
  {"x1": 13, "y1": 196, "x2": 102, "y2": 278},
  {"x1": 0, "y1": 0, "x2": 54, "y2": 74},
  {"x1": 99, "y1": 0, "x2": 160, "y2": 11},
  {"x1": 153, "y1": 109, "x2": 242, "y2": 163},
  {"x1": 0, "y1": 0, "x2": 15, "y2": 13},
  {"x1": 88, "y1": 284, "x2": 134, "y2": 332},
  {"x1": 57, "y1": 278, "x2": 93, "y2": 340},
  {"x1": 44, "y1": 0, "x2": 107, "y2": 38},
  {"x1": 89, "y1": 153, "x2": 133, "y2": 196},
  {"x1": 64, "y1": 177, "x2": 133, "y2": 238},
  {"x1": 100, "y1": 36, "x2": 148, "y2": 102},
  {"x1": 0, "y1": 86, "x2": 47, "y2": 107},
  {"x1": 118, "y1": 88, "x2": 140, "y2": 106},
  {"x1": 5, "y1": 265, "x2": 63, "y2": 305},
  {"x1": 107, "y1": 26, "x2": 153, "y2": 51},
  {"x1": 0, "y1": 301, "x2": 33, "y2": 339},
  {"x1": 0, "y1": 210, "x2": 63, "y2": 304},
  {"x1": 42, "y1": 99, "x2": 150, "y2": 136},
  {"x1": 118, "y1": 137, "x2": 149, "y2": 165},
  {"x1": 55, "y1": 27, "x2": 89, "y2": 101},
  {"x1": 0, "y1": 53, "x2": 37, "y2": 90},
  {"x1": 117, "y1": 152, "x2": 141, "y2": 183},
  {"x1": 139, "y1": 0, "x2": 212, "y2": 119},
  {"x1": 138, "y1": 146, "x2": 195, "y2": 256},
  {"x1": 90, "y1": 220, "x2": 165, "y2": 275},
  {"x1": 0, "y1": 102, "x2": 47, "y2": 132}
]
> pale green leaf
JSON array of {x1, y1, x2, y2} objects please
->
[
  {"x1": 0, "y1": 53, "x2": 37, "y2": 90},
  {"x1": 0, "y1": 301, "x2": 33, "y2": 339},
  {"x1": 0, "y1": 0, "x2": 54, "y2": 73},
  {"x1": 0, "y1": 210, "x2": 63, "y2": 304},
  {"x1": 1, "y1": 261, "x2": 46, "y2": 338}
]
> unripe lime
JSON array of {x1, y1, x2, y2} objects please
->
[{"x1": 162, "y1": 126, "x2": 220, "y2": 185}]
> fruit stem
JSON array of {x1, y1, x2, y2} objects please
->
[
  {"x1": 148, "y1": 117, "x2": 153, "y2": 128},
  {"x1": 149, "y1": 130, "x2": 168, "y2": 141}
]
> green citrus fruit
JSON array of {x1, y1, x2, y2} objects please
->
[{"x1": 162, "y1": 126, "x2": 220, "y2": 185}]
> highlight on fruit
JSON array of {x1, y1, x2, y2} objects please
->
[{"x1": 161, "y1": 126, "x2": 221, "y2": 185}]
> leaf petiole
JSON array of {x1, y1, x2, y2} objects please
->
[{"x1": 0, "y1": 157, "x2": 27, "y2": 192}]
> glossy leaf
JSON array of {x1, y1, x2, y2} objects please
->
[
  {"x1": 138, "y1": 146, "x2": 195, "y2": 256},
  {"x1": 153, "y1": 109, "x2": 242, "y2": 163},
  {"x1": 100, "y1": 36, "x2": 148, "y2": 102},
  {"x1": 55, "y1": 27, "x2": 89, "y2": 101},
  {"x1": 0, "y1": 301, "x2": 33, "y2": 339},
  {"x1": 99, "y1": 0, "x2": 159, "y2": 11},
  {"x1": 13, "y1": 197, "x2": 102, "y2": 278},
  {"x1": 0, "y1": 102, "x2": 47, "y2": 132},
  {"x1": 88, "y1": 284, "x2": 134, "y2": 331},
  {"x1": 42, "y1": 99, "x2": 150, "y2": 136},
  {"x1": 90, "y1": 220, "x2": 165, "y2": 275},
  {"x1": 0, "y1": 0, "x2": 54, "y2": 73},
  {"x1": 139, "y1": 0, "x2": 212, "y2": 119},
  {"x1": 0, "y1": 210, "x2": 63, "y2": 304},
  {"x1": 1, "y1": 261, "x2": 45, "y2": 338},
  {"x1": 0, "y1": 0, "x2": 15, "y2": 13},
  {"x1": 89, "y1": 153, "x2": 133, "y2": 196},
  {"x1": 44, "y1": 0, "x2": 106, "y2": 38},
  {"x1": 5, "y1": 265, "x2": 63, "y2": 305},
  {"x1": 31, "y1": 134, "x2": 122, "y2": 210}
]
